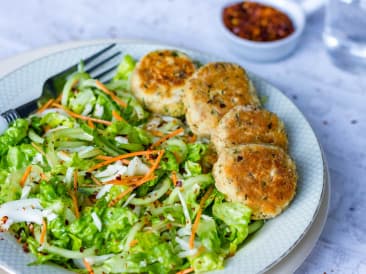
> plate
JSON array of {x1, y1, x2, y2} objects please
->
[{"x1": 0, "y1": 41, "x2": 325, "y2": 274}]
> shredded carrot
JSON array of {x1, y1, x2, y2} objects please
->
[
  {"x1": 43, "y1": 125, "x2": 51, "y2": 133},
  {"x1": 171, "y1": 171, "x2": 178, "y2": 186},
  {"x1": 176, "y1": 267, "x2": 194, "y2": 274},
  {"x1": 138, "y1": 150, "x2": 165, "y2": 184},
  {"x1": 19, "y1": 166, "x2": 32, "y2": 187},
  {"x1": 150, "y1": 128, "x2": 184, "y2": 148},
  {"x1": 87, "y1": 119, "x2": 95, "y2": 129},
  {"x1": 52, "y1": 103, "x2": 112, "y2": 126},
  {"x1": 149, "y1": 129, "x2": 164, "y2": 137},
  {"x1": 189, "y1": 186, "x2": 214, "y2": 249},
  {"x1": 96, "y1": 155, "x2": 130, "y2": 164},
  {"x1": 40, "y1": 173, "x2": 47, "y2": 181},
  {"x1": 83, "y1": 258, "x2": 94, "y2": 274},
  {"x1": 70, "y1": 191, "x2": 80, "y2": 218},
  {"x1": 105, "y1": 175, "x2": 144, "y2": 185},
  {"x1": 193, "y1": 246, "x2": 206, "y2": 258},
  {"x1": 91, "y1": 176, "x2": 102, "y2": 185},
  {"x1": 55, "y1": 92, "x2": 63, "y2": 103},
  {"x1": 40, "y1": 219, "x2": 47, "y2": 245},
  {"x1": 88, "y1": 150, "x2": 161, "y2": 172},
  {"x1": 37, "y1": 99, "x2": 54, "y2": 114},
  {"x1": 129, "y1": 239, "x2": 138, "y2": 247},
  {"x1": 112, "y1": 110, "x2": 124, "y2": 121},
  {"x1": 108, "y1": 175, "x2": 156, "y2": 207},
  {"x1": 73, "y1": 170, "x2": 78, "y2": 191},
  {"x1": 108, "y1": 187, "x2": 134, "y2": 207},
  {"x1": 96, "y1": 155, "x2": 112, "y2": 161},
  {"x1": 108, "y1": 150, "x2": 163, "y2": 207},
  {"x1": 187, "y1": 134, "x2": 197, "y2": 143},
  {"x1": 95, "y1": 80, "x2": 127, "y2": 108},
  {"x1": 131, "y1": 175, "x2": 157, "y2": 187}
]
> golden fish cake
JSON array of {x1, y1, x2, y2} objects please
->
[
  {"x1": 213, "y1": 144, "x2": 297, "y2": 219},
  {"x1": 212, "y1": 105, "x2": 288, "y2": 151},
  {"x1": 130, "y1": 50, "x2": 195, "y2": 117},
  {"x1": 183, "y1": 62, "x2": 260, "y2": 137}
]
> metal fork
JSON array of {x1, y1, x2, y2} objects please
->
[{"x1": 0, "y1": 43, "x2": 121, "y2": 134}]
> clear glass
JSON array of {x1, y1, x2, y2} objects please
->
[{"x1": 323, "y1": 0, "x2": 366, "y2": 73}]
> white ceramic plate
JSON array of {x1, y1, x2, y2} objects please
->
[{"x1": 0, "y1": 42, "x2": 325, "y2": 274}]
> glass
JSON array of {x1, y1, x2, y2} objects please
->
[{"x1": 323, "y1": 0, "x2": 366, "y2": 73}]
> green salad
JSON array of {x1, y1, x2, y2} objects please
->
[{"x1": 0, "y1": 55, "x2": 263, "y2": 274}]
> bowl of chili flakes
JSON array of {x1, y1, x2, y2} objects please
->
[{"x1": 219, "y1": 0, "x2": 306, "y2": 62}]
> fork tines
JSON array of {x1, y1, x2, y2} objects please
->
[{"x1": 84, "y1": 43, "x2": 122, "y2": 82}]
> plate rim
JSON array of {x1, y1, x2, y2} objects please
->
[{"x1": 0, "y1": 39, "x2": 327, "y2": 274}]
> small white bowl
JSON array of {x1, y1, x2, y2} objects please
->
[{"x1": 219, "y1": 0, "x2": 306, "y2": 62}]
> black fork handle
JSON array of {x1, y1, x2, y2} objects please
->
[{"x1": 0, "y1": 98, "x2": 39, "y2": 134}]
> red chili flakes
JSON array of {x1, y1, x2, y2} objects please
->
[{"x1": 223, "y1": 1, "x2": 295, "y2": 42}]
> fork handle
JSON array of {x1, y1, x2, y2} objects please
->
[
  {"x1": 0, "y1": 109, "x2": 21, "y2": 135},
  {"x1": 0, "y1": 98, "x2": 39, "y2": 135}
]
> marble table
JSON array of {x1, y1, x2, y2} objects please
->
[{"x1": 0, "y1": 1, "x2": 365, "y2": 273}]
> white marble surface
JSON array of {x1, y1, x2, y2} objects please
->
[{"x1": 0, "y1": 0, "x2": 365, "y2": 273}]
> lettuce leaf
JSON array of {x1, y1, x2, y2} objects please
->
[
  {"x1": 0, "y1": 119, "x2": 29, "y2": 156},
  {"x1": 213, "y1": 202, "x2": 252, "y2": 255}
]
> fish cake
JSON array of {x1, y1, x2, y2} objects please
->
[
  {"x1": 212, "y1": 106, "x2": 288, "y2": 151},
  {"x1": 131, "y1": 50, "x2": 195, "y2": 117},
  {"x1": 213, "y1": 144, "x2": 297, "y2": 219},
  {"x1": 183, "y1": 62, "x2": 260, "y2": 137}
]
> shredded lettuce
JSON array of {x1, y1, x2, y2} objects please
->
[
  {"x1": 0, "y1": 119, "x2": 29, "y2": 156},
  {"x1": 113, "y1": 54, "x2": 136, "y2": 81}
]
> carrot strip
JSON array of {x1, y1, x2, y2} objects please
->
[
  {"x1": 87, "y1": 119, "x2": 95, "y2": 129},
  {"x1": 73, "y1": 170, "x2": 78, "y2": 191},
  {"x1": 149, "y1": 129, "x2": 164, "y2": 137},
  {"x1": 151, "y1": 128, "x2": 184, "y2": 148},
  {"x1": 96, "y1": 155, "x2": 112, "y2": 161},
  {"x1": 43, "y1": 125, "x2": 51, "y2": 133},
  {"x1": 108, "y1": 175, "x2": 156, "y2": 207},
  {"x1": 129, "y1": 239, "x2": 138, "y2": 247},
  {"x1": 108, "y1": 150, "x2": 163, "y2": 207},
  {"x1": 189, "y1": 186, "x2": 214, "y2": 249},
  {"x1": 40, "y1": 219, "x2": 47, "y2": 245},
  {"x1": 88, "y1": 150, "x2": 161, "y2": 172},
  {"x1": 187, "y1": 134, "x2": 197, "y2": 143},
  {"x1": 108, "y1": 187, "x2": 134, "y2": 207},
  {"x1": 105, "y1": 175, "x2": 144, "y2": 185},
  {"x1": 139, "y1": 150, "x2": 165, "y2": 183},
  {"x1": 131, "y1": 175, "x2": 157, "y2": 187},
  {"x1": 40, "y1": 173, "x2": 47, "y2": 181},
  {"x1": 171, "y1": 171, "x2": 178, "y2": 186},
  {"x1": 70, "y1": 191, "x2": 80, "y2": 218},
  {"x1": 37, "y1": 99, "x2": 54, "y2": 114},
  {"x1": 112, "y1": 110, "x2": 124, "y2": 121},
  {"x1": 91, "y1": 176, "x2": 102, "y2": 185},
  {"x1": 55, "y1": 92, "x2": 63, "y2": 103},
  {"x1": 52, "y1": 103, "x2": 112, "y2": 125},
  {"x1": 176, "y1": 267, "x2": 194, "y2": 274},
  {"x1": 19, "y1": 166, "x2": 32, "y2": 187},
  {"x1": 97, "y1": 155, "x2": 131, "y2": 164},
  {"x1": 83, "y1": 258, "x2": 94, "y2": 274},
  {"x1": 95, "y1": 80, "x2": 127, "y2": 108}
]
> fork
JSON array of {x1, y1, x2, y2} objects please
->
[{"x1": 0, "y1": 43, "x2": 121, "y2": 134}]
